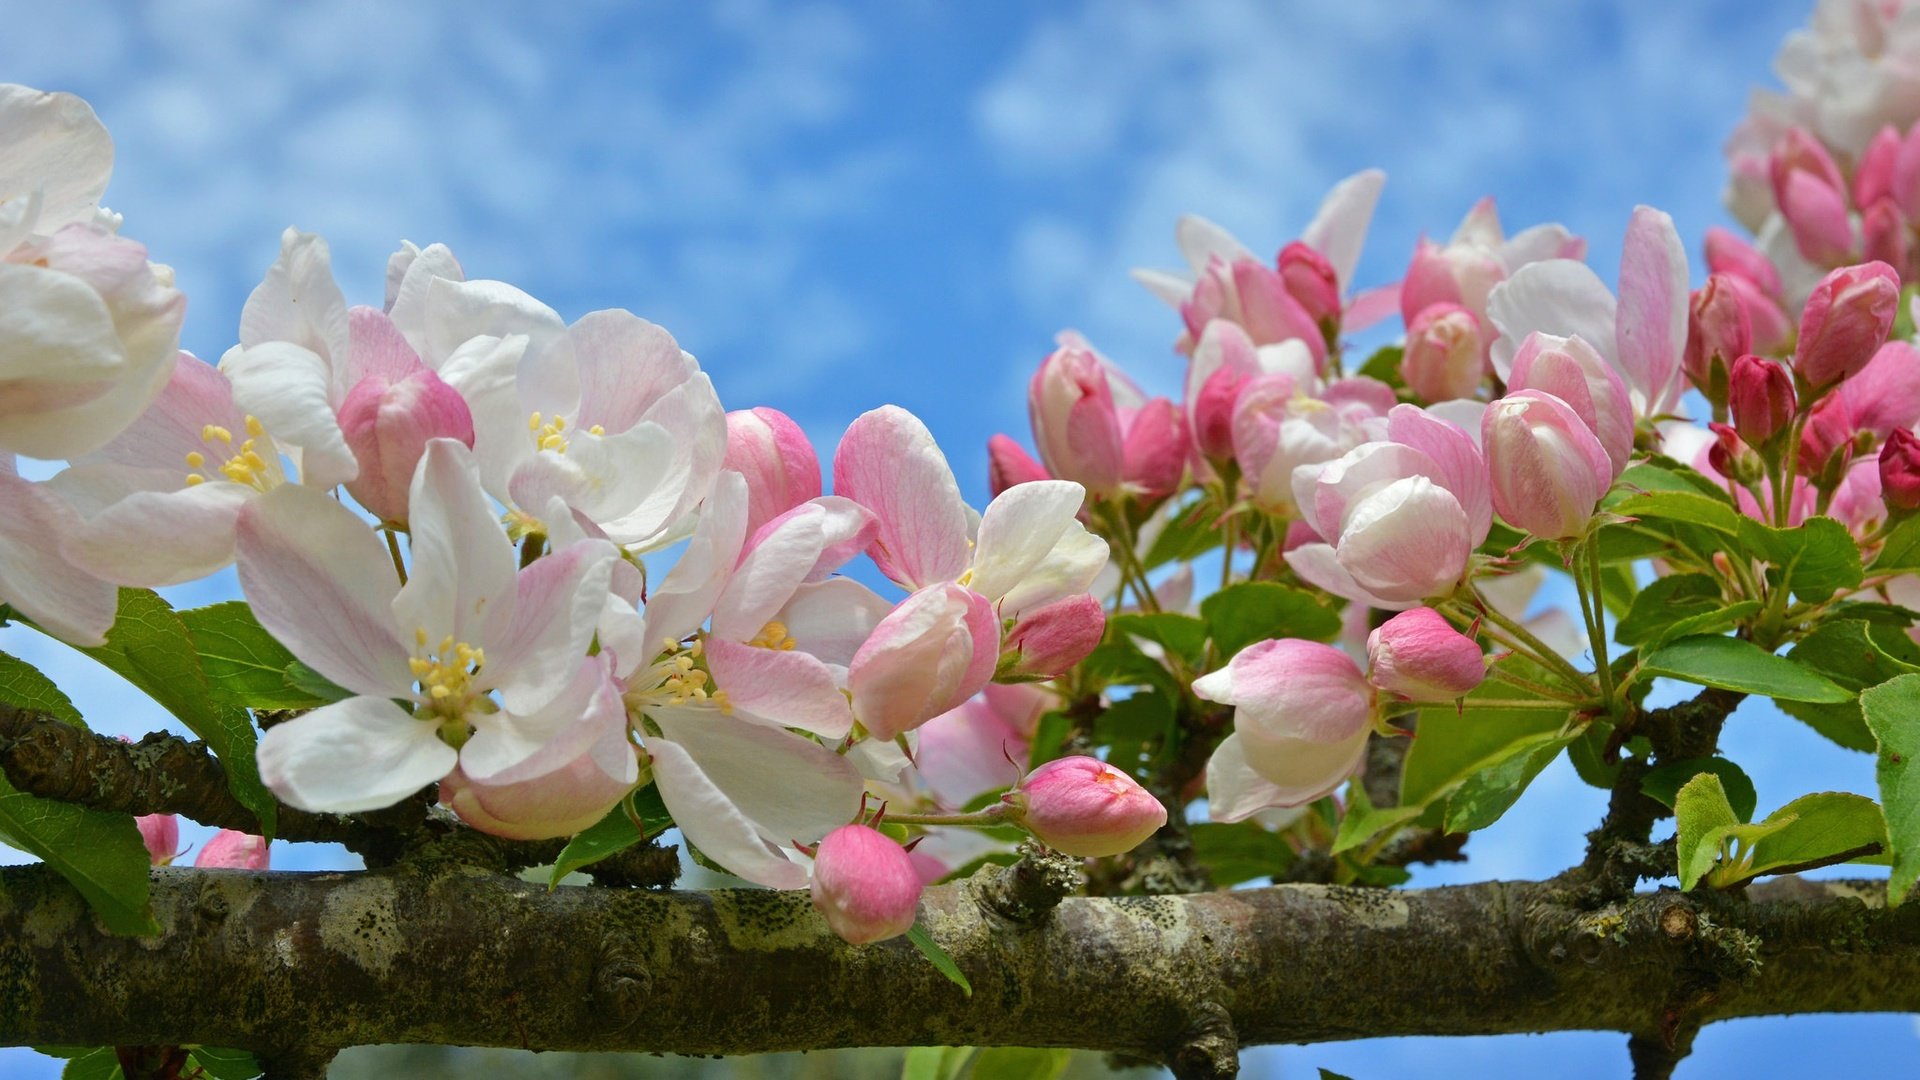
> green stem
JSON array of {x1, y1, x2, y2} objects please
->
[
  {"x1": 383, "y1": 528, "x2": 408, "y2": 586},
  {"x1": 1464, "y1": 593, "x2": 1595, "y2": 694},
  {"x1": 1581, "y1": 536, "x2": 1617, "y2": 711},
  {"x1": 885, "y1": 805, "x2": 1014, "y2": 828},
  {"x1": 1485, "y1": 665, "x2": 1590, "y2": 704}
]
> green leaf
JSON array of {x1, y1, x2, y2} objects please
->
[
  {"x1": 906, "y1": 923, "x2": 971, "y2": 997},
  {"x1": 1079, "y1": 640, "x2": 1180, "y2": 702},
  {"x1": 1869, "y1": 510, "x2": 1920, "y2": 575},
  {"x1": 60, "y1": 1047, "x2": 122, "y2": 1080},
  {"x1": 1027, "y1": 710, "x2": 1074, "y2": 769},
  {"x1": 1736, "y1": 516, "x2": 1863, "y2": 604},
  {"x1": 1107, "y1": 612, "x2": 1208, "y2": 666},
  {"x1": 1614, "y1": 574, "x2": 1721, "y2": 647},
  {"x1": 179, "y1": 602, "x2": 329, "y2": 710},
  {"x1": 1731, "y1": 792, "x2": 1888, "y2": 884},
  {"x1": 1782, "y1": 620, "x2": 1920, "y2": 752},
  {"x1": 1095, "y1": 691, "x2": 1177, "y2": 776},
  {"x1": 1190, "y1": 821, "x2": 1298, "y2": 885},
  {"x1": 900, "y1": 1046, "x2": 975, "y2": 1080},
  {"x1": 1356, "y1": 343, "x2": 1404, "y2": 387},
  {"x1": 1142, "y1": 498, "x2": 1225, "y2": 571},
  {"x1": 283, "y1": 660, "x2": 355, "y2": 705},
  {"x1": 74, "y1": 589, "x2": 277, "y2": 835},
  {"x1": 0, "y1": 647, "x2": 83, "y2": 726},
  {"x1": 1641, "y1": 757, "x2": 1758, "y2": 823},
  {"x1": 1331, "y1": 780, "x2": 1423, "y2": 855},
  {"x1": 1319, "y1": 1070, "x2": 1359, "y2": 1080},
  {"x1": 0, "y1": 773, "x2": 158, "y2": 935},
  {"x1": 1675, "y1": 772, "x2": 1740, "y2": 890},
  {"x1": 1442, "y1": 731, "x2": 1576, "y2": 833},
  {"x1": 1640, "y1": 634, "x2": 1853, "y2": 704},
  {"x1": 548, "y1": 786, "x2": 672, "y2": 887},
  {"x1": 1400, "y1": 706, "x2": 1570, "y2": 808},
  {"x1": 186, "y1": 1047, "x2": 264, "y2": 1080},
  {"x1": 1200, "y1": 581, "x2": 1341, "y2": 659},
  {"x1": 967, "y1": 1048, "x2": 1070, "y2": 1080},
  {"x1": 1610, "y1": 488, "x2": 1741, "y2": 535},
  {"x1": 1862, "y1": 674, "x2": 1920, "y2": 905}
]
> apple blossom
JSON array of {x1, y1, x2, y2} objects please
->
[
  {"x1": 809, "y1": 824, "x2": 922, "y2": 944},
  {"x1": 136, "y1": 813, "x2": 180, "y2": 866},
  {"x1": 1193, "y1": 639, "x2": 1374, "y2": 820},
  {"x1": 1367, "y1": 607, "x2": 1485, "y2": 701},
  {"x1": 0, "y1": 455, "x2": 118, "y2": 644},
  {"x1": 1793, "y1": 261, "x2": 1901, "y2": 388},
  {"x1": 1483, "y1": 390, "x2": 1614, "y2": 540},
  {"x1": 1401, "y1": 303, "x2": 1486, "y2": 403},
  {"x1": 1005, "y1": 756, "x2": 1167, "y2": 857},
  {"x1": 987, "y1": 433, "x2": 1050, "y2": 495},
  {"x1": 1399, "y1": 196, "x2": 1585, "y2": 330}
]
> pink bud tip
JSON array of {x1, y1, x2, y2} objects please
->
[
  {"x1": 1008, "y1": 756, "x2": 1167, "y2": 858},
  {"x1": 193, "y1": 829, "x2": 271, "y2": 870},
  {"x1": 1002, "y1": 593, "x2": 1105, "y2": 678},
  {"x1": 987, "y1": 434, "x2": 1050, "y2": 496},
  {"x1": 1366, "y1": 607, "x2": 1484, "y2": 701},
  {"x1": 809, "y1": 824, "x2": 923, "y2": 944},
  {"x1": 1882, "y1": 428, "x2": 1920, "y2": 512},
  {"x1": 1402, "y1": 302, "x2": 1485, "y2": 403},
  {"x1": 1794, "y1": 262, "x2": 1901, "y2": 389},
  {"x1": 136, "y1": 813, "x2": 181, "y2": 867},
  {"x1": 338, "y1": 367, "x2": 475, "y2": 525},
  {"x1": 724, "y1": 407, "x2": 823, "y2": 538},
  {"x1": 1728, "y1": 354, "x2": 1797, "y2": 447}
]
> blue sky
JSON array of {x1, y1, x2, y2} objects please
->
[{"x1": 2, "y1": 1, "x2": 1915, "y2": 1076}]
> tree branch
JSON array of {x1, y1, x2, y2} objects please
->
[{"x1": 0, "y1": 865, "x2": 1912, "y2": 1073}]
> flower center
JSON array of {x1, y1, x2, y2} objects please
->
[
  {"x1": 622, "y1": 636, "x2": 732, "y2": 715},
  {"x1": 747, "y1": 621, "x2": 798, "y2": 650},
  {"x1": 527, "y1": 411, "x2": 604, "y2": 455},
  {"x1": 408, "y1": 628, "x2": 486, "y2": 723},
  {"x1": 184, "y1": 416, "x2": 281, "y2": 492}
]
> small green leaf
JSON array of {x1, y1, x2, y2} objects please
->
[
  {"x1": 1869, "y1": 511, "x2": 1920, "y2": 575},
  {"x1": 73, "y1": 589, "x2": 277, "y2": 835},
  {"x1": 1613, "y1": 574, "x2": 1721, "y2": 647},
  {"x1": 1610, "y1": 488, "x2": 1740, "y2": 535},
  {"x1": 1641, "y1": 757, "x2": 1758, "y2": 823},
  {"x1": 1079, "y1": 640, "x2": 1181, "y2": 702},
  {"x1": 1141, "y1": 498, "x2": 1225, "y2": 571},
  {"x1": 1732, "y1": 792, "x2": 1888, "y2": 884},
  {"x1": 0, "y1": 648, "x2": 84, "y2": 726},
  {"x1": 1357, "y1": 343, "x2": 1404, "y2": 387},
  {"x1": 1675, "y1": 772, "x2": 1740, "y2": 890},
  {"x1": 1094, "y1": 691, "x2": 1176, "y2": 773},
  {"x1": 1190, "y1": 820, "x2": 1298, "y2": 885},
  {"x1": 906, "y1": 923, "x2": 972, "y2": 997},
  {"x1": 967, "y1": 1048, "x2": 1070, "y2": 1080},
  {"x1": 1736, "y1": 516, "x2": 1863, "y2": 604},
  {"x1": 1107, "y1": 612, "x2": 1208, "y2": 665},
  {"x1": 180, "y1": 602, "x2": 330, "y2": 710},
  {"x1": 548, "y1": 786, "x2": 672, "y2": 887},
  {"x1": 1640, "y1": 635, "x2": 1853, "y2": 704},
  {"x1": 1399, "y1": 705, "x2": 1570, "y2": 808},
  {"x1": 1862, "y1": 674, "x2": 1920, "y2": 905},
  {"x1": 186, "y1": 1047, "x2": 264, "y2": 1080},
  {"x1": 60, "y1": 1047, "x2": 122, "y2": 1080},
  {"x1": 1319, "y1": 1070, "x2": 1359, "y2": 1080},
  {"x1": 900, "y1": 1046, "x2": 975, "y2": 1080},
  {"x1": 1200, "y1": 581, "x2": 1341, "y2": 659},
  {"x1": 1027, "y1": 710, "x2": 1074, "y2": 769},
  {"x1": 1443, "y1": 731, "x2": 1575, "y2": 833},
  {"x1": 1331, "y1": 781, "x2": 1423, "y2": 855},
  {"x1": 0, "y1": 773, "x2": 158, "y2": 935}
]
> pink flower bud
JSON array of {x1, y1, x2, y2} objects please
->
[
  {"x1": 987, "y1": 434, "x2": 1050, "y2": 496},
  {"x1": 1704, "y1": 226, "x2": 1784, "y2": 301},
  {"x1": 1366, "y1": 607, "x2": 1484, "y2": 700},
  {"x1": 1278, "y1": 241, "x2": 1341, "y2": 329},
  {"x1": 1186, "y1": 320, "x2": 1269, "y2": 462},
  {"x1": 1771, "y1": 128, "x2": 1856, "y2": 265},
  {"x1": 194, "y1": 830, "x2": 270, "y2": 870},
  {"x1": 1028, "y1": 345, "x2": 1126, "y2": 498},
  {"x1": 338, "y1": 367, "x2": 475, "y2": 525},
  {"x1": 809, "y1": 824, "x2": 921, "y2": 944},
  {"x1": 1797, "y1": 397, "x2": 1854, "y2": 478},
  {"x1": 1863, "y1": 199, "x2": 1910, "y2": 276},
  {"x1": 1482, "y1": 390, "x2": 1613, "y2": 540},
  {"x1": 1402, "y1": 303, "x2": 1485, "y2": 403},
  {"x1": 136, "y1": 813, "x2": 180, "y2": 866},
  {"x1": 1857, "y1": 126, "x2": 1903, "y2": 210},
  {"x1": 1001, "y1": 593, "x2": 1105, "y2": 678},
  {"x1": 1707, "y1": 422, "x2": 1762, "y2": 485},
  {"x1": 1507, "y1": 332, "x2": 1633, "y2": 479},
  {"x1": 1729, "y1": 354, "x2": 1797, "y2": 447},
  {"x1": 1120, "y1": 396, "x2": 1189, "y2": 500},
  {"x1": 723, "y1": 407, "x2": 822, "y2": 538},
  {"x1": 1227, "y1": 257, "x2": 1325, "y2": 364},
  {"x1": 1881, "y1": 428, "x2": 1920, "y2": 511},
  {"x1": 1794, "y1": 261, "x2": 1902, "y2": 389},
  {"x1": 1192, "y1": 639, "x2": 1372, "y2": 806},
  {"x1": 1683, "y1": 275, "x2": 1752, "y2": 403},
  {"x1": 1007, "y1": 755, "x2": 1166, "y2": 857},
  {"x1": 1723, "y1": 272, "x2": 1796, "y2": 354},
  {"x1": 849, "y1": 583, "x2": 999, "y2": 740}
]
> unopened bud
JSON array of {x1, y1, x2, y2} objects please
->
[
  {"x1": 1728, "y1": 354, "x2": 1796, "y2": 448},
  {"x1": 1000, "y1": 594, "x2": 1105, "y2": 679},
  {"x1": 1004, "y1": 756, "x2": 1167, "y2": 857},
  {"x1": 1794, "y1": 261, "x2": 1901, "y2": 390},
  {"x1": 1684, "y1": 275, "x2": 1752, "y2": 409},
  {"x1": 194, "y1": 830, "x2": 270, "y2": 870},
  {"x1": 810, "y1": 824, "x2": 922, "y2": 944},
  {"x1": 136, "y1": 814, "x2": 180, "y2": 867},
  {"x1": 1881, "y1": 428, "x2": 1920, "y2": 511},
  {"x1": 1366, "y1": 607, "x2": 1484, "y2": 701},
  {"x1": 987, "y1": 434, "x2": 1050, "y2": 496}
]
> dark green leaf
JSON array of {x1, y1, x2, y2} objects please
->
[
  {"x1": 1318, "y1": 1070, "x2": 1359, "y2": 1080},
  {"x1": 1862, "y1": 674, "x2": 1920, "y2": 905},
  {"x1": 967, "y1": 1048, "x2": 1069, "y2": 1080},
  {"x1": 1869, "y1": 511, "x2": 1920, "y2": 575},
  {"x1": 1079, "y1": 640, "x2": 1180, "y2": 702},
  {"x1": 1142, "y1": 498, "x2": 1225, "y2": 571},
  {"x1": 1027, "y1": 710, "x2": 1075, "y2": 769},
  {"x1": 1782, "y1": 620, "x2": 1920, "y2": 752},
  {"x1": 1736, "y1": 516, "x2": 1863, "y2": 604},
  {"x1": 1640, "y1": 634, "x2": 1852, "y2": 704},
  {"x1": 1107, "y1": 612, "x2": 1208, "y2": 666},
  {"x1": 1200, "y1": 581, "x2": 1341, "y2": 659},
  {"x1": 549, "y1": 787, "x2": 672, "y2": 886},
  {"x1": 283, "y1": 661, "x2": 355, "y2": 705},
  {"x1": 60, "y1": 1047, "x2": 122, "y2": 1080},
  {"x1": 74, "y1": 589, "x2": 276, "y2": 835},
  {"x1": 1093, "y1": 691, "x2": 1176, "y2": 774},
  {"x1": 0, "y1": 647, "x2": 83, "y2": 726},
  {"x1": 1614, "y1": 574, "x2": 1721, "y2": 647},
  {"x1": 1443, "y1": 731, "x2": 1575, "y2": 833},
  {"x1": 1190, "y1": 821, "x2": 1298, "y2": 885},
  {"x1": 0, "y1": 773, "x2": 157, "y2": 935},
  {"x1": 1400, "y1": 706, "x2": 1570, "y2": 808},
  {"x1": 906, "y1": 923, "x2": 972, "y2": 997},
  {"x1": 186, "y1": 1047, "x2": 263, "y2": 1080},
  {"x1": 180, "y1": 601, "x2": 329, "y2": 710},
  {"x1": 1641, "y1": 757, "x2": 1758, "y2": 823}
]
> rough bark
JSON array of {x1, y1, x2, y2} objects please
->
[{"x1": 0, "y1": 863, "x2": 1913, "y2": 1077}]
